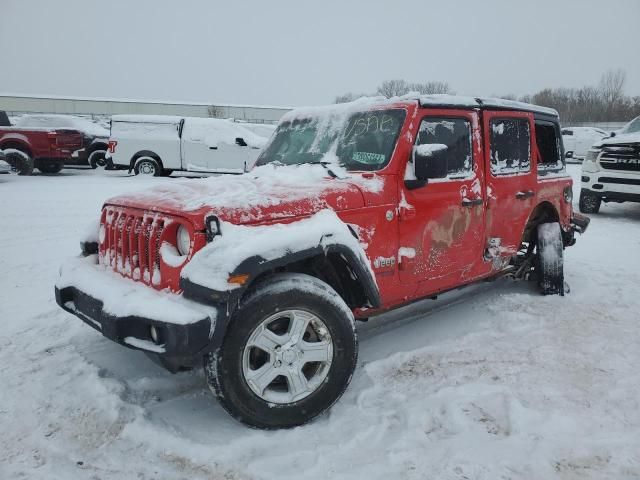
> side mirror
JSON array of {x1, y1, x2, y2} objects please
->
[
  {"x1": 610, "y1": 131, "x2": 616, "y2": 138},
  {"x1": 414, "y1": 144, "x2": 448, "y2": 180},
  {"x1": 235, "y1": 137, "x2": 248, "y2": 147}
]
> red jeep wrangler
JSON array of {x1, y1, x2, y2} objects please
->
[{"x1": 56, "y1": 95, "x2": 589, "y2": 428}]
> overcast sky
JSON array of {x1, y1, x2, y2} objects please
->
[{"x1": 2, "y1": 0, "x2": 639, "y2": 107}]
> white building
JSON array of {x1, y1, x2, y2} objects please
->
[{"x1": 0, "y1": 94, "x2": 292, "y2": 124}]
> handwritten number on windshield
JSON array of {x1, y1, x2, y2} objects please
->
[{"x1": 345, "y1": 114, "x2": 396, "y2": 139}]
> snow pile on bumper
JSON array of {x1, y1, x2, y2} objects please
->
[{"x1": 57, "y1": 255, "x2": 216, "y2": 326}]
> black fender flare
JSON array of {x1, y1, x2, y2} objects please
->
[{"x1": 180, "y1": 243, "x2": 380, "y2": 350}]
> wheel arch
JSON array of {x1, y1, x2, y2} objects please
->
[
  {"x1": 522, "y1": 201, "x2": 560, "y2": 244},
  {"x1": 0, "y1": 139, "x2": 33, "y2": 157},
  {"x1": 130, "y1": 150, "x2": 163, "y2": 171},
  {"x1": 238, "y1": 245, "x2": 380, "y2": 312},
  {"x1": 87, "y1": 141, "x2": 108, "y2": 154}
]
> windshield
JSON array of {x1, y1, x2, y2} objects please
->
[
  {"x1": 620, "y1": 116, "x2": 640, "y2": 134},
  {"x1": 255, "y1": 109, "x2": 406, "y2": 171}
]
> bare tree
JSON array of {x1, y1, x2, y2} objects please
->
[
  {"x1": 376, "y1": 79, "x2": 411, "y2": 98},
  {"x1": 376, "y1": 79, "x2": 452, "y2": 98},
  {"x1": 412, "y1": 81, "x2": 452, "y2": 95},
  {"x1": 334, "y1": 92, "x2": 368, "y2": 104},
  {"x1": 599, "y1": 69, "x2": 626, "y2": 107}
]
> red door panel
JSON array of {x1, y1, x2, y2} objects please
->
[
  {"x1": 483, "y1": 111, "x2": 537, "y2": 258},
  {"x1": 398, "y1": 109, "x2": 486, "y2": 293}
]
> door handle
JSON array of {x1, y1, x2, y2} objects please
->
[
  {"x1": 515, "y1": 190, "x2": 535, "y2": 200},
  {"x1": 461, "y1": 198, "x2": 483, "y2": 207}
]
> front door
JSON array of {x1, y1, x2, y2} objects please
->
[
  {"x1": 398, "y1": 109, "x2": 486, "y2": 291},
  {"x1": 482, "y1": 111, "x2": 537, "y2": 260}
]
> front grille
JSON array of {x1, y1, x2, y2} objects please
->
[
  {"x1": 599, "y1": 144, "x2": 640, "y2": 172},
  {"x1": 100, "y1": 206, "x2": 167, "y2": 289},
  {"x1": 598, "y1": 177, "x2": 640, "y2": 186}
]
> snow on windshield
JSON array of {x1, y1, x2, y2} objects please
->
[{"x1": 257, "y1": 97, "x2": 407, "y2": 171}]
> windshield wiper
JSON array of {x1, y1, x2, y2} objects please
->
[{"x1": 307, "y1": 160, "x2": 345, "y2": 179}]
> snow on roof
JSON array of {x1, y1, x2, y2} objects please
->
[
  {"x1": 282, "y1": 94, "x2": 558, "y2": 123},
  {"x1": 15, "y1": 113, "x2": 109, "y2": 137},
  {"x1": 419, "y1": 94, "x2": 558, "y2": 116},
  {"x1": 111, "y1": 114, "x2": 184, "y2": 124}
]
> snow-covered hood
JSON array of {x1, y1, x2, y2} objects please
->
[
  {"x1": 105, "y1": 164, "x2": 384, "y2": 229},
  {"x1": 594, "y1": 132, "x2": 640, "y2": 148}
]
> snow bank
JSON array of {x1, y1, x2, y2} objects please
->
[
  {"x1": 56, "y1": 255, "x2": 216, "y2": 326},
  {"x1": 181, "y1": 209, "x2": 373, "y2": 291}
]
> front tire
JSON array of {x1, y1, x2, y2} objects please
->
[
  {"x1": 4, "y1": 149, "x2": 34, "y2": 175},
  {"x1": 88, "y1": 149, "x2": 108, "y2": 169},
  {"x1": 537, "y1": 222, "x2": 564, "y2": 296},
  {"x1": 205, "y1": 273, "x2": 358, "y2": 429},
  {"x1": 579, "y1": 189, "x2": 601, "y2": 214}
]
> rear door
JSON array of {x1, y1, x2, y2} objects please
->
[
  {"x1": 398, "y1": 109, "x2": 486, "y2": 290},
  {"x1": 181, "y1": 119, "x2": 250, "y2": 172},
  {"x1": 180, "y1": 119, "x2": 213, "y2": 171},
  {"x1": 483, "y1": 111, "x2": 537, "y2": 259}
]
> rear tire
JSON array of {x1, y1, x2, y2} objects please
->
[
  {"x1": 204, "y1": 273, "x2": 358, "y2": 429},
  {"x1": 133, "y1": 157, "x2": 161, "y2": 176},
  {"x1": 4, "y1": 149, "x2": 34, "y2": 175},
  {"x1": 537, "y1": 222, "x2": 564, "y2": 296},
  {"x1": 37, "y1": 160, "x2": 64, "y2": 174},
  {"x1": 579, "y1": 189, "x2": 601, "y2": 214}
]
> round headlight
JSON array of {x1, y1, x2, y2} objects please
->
[{"x1": 176, "y1": 225, "x2": 191, "y2": 256}]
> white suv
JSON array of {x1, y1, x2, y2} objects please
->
[{"x1": 579, "y1": 116, "x2": 640, "y2": 213}]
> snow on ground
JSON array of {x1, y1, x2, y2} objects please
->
[{"x1": 1, "y1": 166, "x2": 640, "y2": 479}]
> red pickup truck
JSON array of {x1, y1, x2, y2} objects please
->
[
  {"x1": 0, "y1": 114, "x2": 84, "y2": 174},
  {"x1": 56, "y1": 95, "x2": 589, "y2": 428}
]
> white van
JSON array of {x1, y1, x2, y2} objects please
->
[{"x1": 106, "y1": 115, "x2": 271, "y2": 176}]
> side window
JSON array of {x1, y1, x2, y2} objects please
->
[
  {"x1": 416, "y1": 117, "x2": 473, "y2": 179},
  {"x1": 536, "y1": 122, "x2": 564, "y2": 174},
  {"x1": 490, "y1": 118, "x2": 530, "y2": 175}
]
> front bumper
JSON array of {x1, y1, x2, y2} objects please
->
[
  {"x1": 582, "y1": 169, "x2": 640, "y2": 200},
  {"x1": 55, "y1": 256, "x2": 220, "y2": 368}
]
